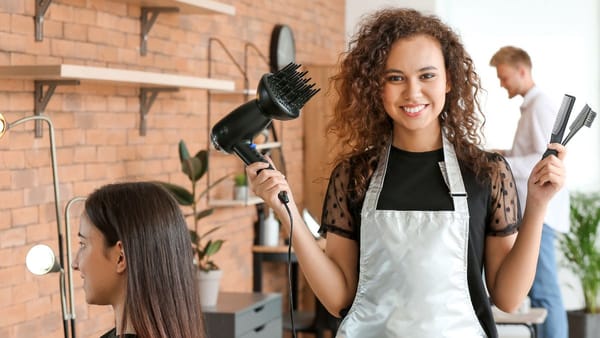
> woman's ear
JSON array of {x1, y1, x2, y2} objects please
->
[
  {"x1": 446, "y1": 71, "x2": 451, "y2": 93},
  {"x1": 115, "y1": 241, "x2": 127, "y2": 274}
]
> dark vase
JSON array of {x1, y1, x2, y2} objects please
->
[{"x1": 567, "y1": 310, "x2": 600, "y2": 338}]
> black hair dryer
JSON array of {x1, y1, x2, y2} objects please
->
[{"x1": 210, "y1": 63, "x2": 320, "y2": 202}]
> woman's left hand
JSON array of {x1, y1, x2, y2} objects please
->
[{"x1": 526, "y1": 143, "x2": 566, "y2": 205}]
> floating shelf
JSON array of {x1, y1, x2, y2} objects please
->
[
  {"x1": 35, "y1": 0, "x2": 235, "y2": 42},
  {"x1": 255, "y1": 142, "x2": 281, "y2": 150},
  {"x1": 208, "y1": 196, "x2": 264, "y2": 207},
  {"x1": 0, "y1": 64, "x2": 234, "y2": 90},
  {"x1": 121, "y1": 0, "x2": 235, "y2": 15},
  {"x1": 210, "y1": 88, "x2": 257, "y2": 96},
  {"x1": 0, "y1": 64, "x2": 234, "y2": 136}
]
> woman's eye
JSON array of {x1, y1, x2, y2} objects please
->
[
  {"x1": 386, "y1": 75, "x2": 403, "y2": 82},
  {"x1": 421, "y1": 73, "x2": 436, "y2": 80}
]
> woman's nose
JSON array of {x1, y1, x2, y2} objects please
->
[
  {"x1": 404, "y1": 79, "x2": 422, "y2": 99},
  {"x1": 71, "y1": 255, "x2": 79, "y2": 271}
]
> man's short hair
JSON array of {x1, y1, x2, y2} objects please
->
[{"x1": 490, "y1": 46, "x2": 532, "y2": 69}]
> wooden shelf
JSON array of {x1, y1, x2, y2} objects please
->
[
  {"x1": 0, "y1": 64, "x2": 234, "y2": 136},
  {"x1": 255, "y1": 142, "x2": 281, "y2": 150},
  {"x1": 0, "y1": 64, "x2": 234, "y2": 91},
  {"x1": 35, "y1": 0, "x2": 235, "y2": 43},
  {"x1": 210, "y1": 88, "x2": 257, "y2": 96},
  {"x1": 121, "y1": 0, "x2": 235, "y2": 15},
  {"x1": 208, "y1": 196, "x2": 263, "y2": 207}
]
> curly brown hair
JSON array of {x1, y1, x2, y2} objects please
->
[{"x1": 329, "y1": 8, "x2": 493, "y2": 196}]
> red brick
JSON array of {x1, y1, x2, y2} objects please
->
[{"x1": 11, "y1": 206, "x2": 38, "y2": 227}]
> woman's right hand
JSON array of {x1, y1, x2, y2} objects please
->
[{"x1": 246, "y1": 160, "x2": 294, "y2": 212}]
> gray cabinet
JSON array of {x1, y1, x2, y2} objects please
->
[{"x1": 203, "y1": 292, "x2": 282, "y2": 338}]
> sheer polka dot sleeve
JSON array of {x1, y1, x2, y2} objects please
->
[
  {"x1": 318, "y1": 161, "x2": 358, "y2": 240},
  {"x1": 487, "y1": 154, "x2": 522, "y2": 236}
]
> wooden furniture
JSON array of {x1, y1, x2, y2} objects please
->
[
  {"x1": 252, "y1": 245, "x2": 300, "y2": 306},
  {"x1": 493, "y1": 306, "x2": 547, "y2": 338},
  {"x1": 252, "y1": 242, "x2": 337, "y2": 337},
  {"x1": 202, "y1": 292, "x2": 282, "y2": 338},
  {"x1": 0, "y1": 64, "x2": 234, "y2": 136},
  {"x1": 35, "y1": 0, "x2": 235, "y2": 52}
]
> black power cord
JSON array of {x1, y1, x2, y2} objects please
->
[{"x1": 280, "y1": 197, "x2": 297, "y2": 338}]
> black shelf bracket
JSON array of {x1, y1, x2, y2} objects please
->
[
  {"x1": 140, "y1": 7, "x2": 179, "y2": 56},
  {"x1": 139, "y1": 87, "x2": 179, "y2": 136},
  {"x1": 34, "y1": 80, "x2": 80, "y2": 138},
  {"x1": 35, "y1": 0, "x2": 53, "y2": 41}
]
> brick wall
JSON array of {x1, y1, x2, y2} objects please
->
[{"x1": 0, "y1": 0, "x2": 345, "y2": 337}]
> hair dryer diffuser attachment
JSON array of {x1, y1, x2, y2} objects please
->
[
  {"x1": 211, "y1": 62, "x2": 320, "y2": 165},
  {"x1": 210, "y1": 63, "x2": 320, "y2": 204}
]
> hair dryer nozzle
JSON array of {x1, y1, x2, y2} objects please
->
[{"x1": 257, "y1": 63, "x2": 321, "y2": 120}]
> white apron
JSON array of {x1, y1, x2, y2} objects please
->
[{"x1": 336, "y1": 136, "x2": 487, "y2": 338}]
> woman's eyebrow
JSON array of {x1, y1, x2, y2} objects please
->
[{"x1": 384, "y1": 66, "x2": 438, "y2": 73}]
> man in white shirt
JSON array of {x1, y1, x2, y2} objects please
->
[{"x1": 490, "y1": 46, "x2": 570, "y2": 338}]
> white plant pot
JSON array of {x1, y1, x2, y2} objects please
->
[
  {"x1": 234, "y1": 186, "x2": 248, "y2": 200},
  {"x1": 197, "y1": 269, "x2": 223, "y2": 307}
]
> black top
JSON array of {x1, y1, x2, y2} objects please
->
[
  {"x1": 100, "y1": 328, "x2": 137, "y2": 338},
  {"x1": 319, "y1": 146, "x2": 522, "y2": 338}
]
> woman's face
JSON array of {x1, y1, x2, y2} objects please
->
[
  {"x1": 72, "y1": 213, "x2": 124, "y2": 306},
  {"x1": 381, "y1": 34, "x2": 450, "y2": 146}
]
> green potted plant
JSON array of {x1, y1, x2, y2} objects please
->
[
  {"x1": 155, "y1": 140, "x2": 230, "y2": 306},
  {"x1": 233, "y1": 173, "x2": 248, "y2": 201},
  {"x1": 559, "y1": 191, "x2": 600, "y2": 337}
]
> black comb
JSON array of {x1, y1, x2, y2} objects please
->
[
  {"x1": 542, "y1": 94, "x2": 575, "y2": 158},
  {"x1": 562, "y1": 104, "x2": 597, "y2": 145}
]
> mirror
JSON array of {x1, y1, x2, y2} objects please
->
[{"x1": 269, "y1": 24, "x2": 296, "y2": 73}]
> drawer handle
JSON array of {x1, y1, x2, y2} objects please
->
[
  {"x1": 254, "y1": 324, "x2": 266, "y2": 332},
  {"x1": 253, "y1": 305, "x2": 264, "y2": 313}
]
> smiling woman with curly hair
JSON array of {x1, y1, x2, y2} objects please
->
[{"x1": 246, "y1": 8, "x2": 567, "y2": 338}]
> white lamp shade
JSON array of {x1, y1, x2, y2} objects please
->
[
  {"x1": 26, "y1": 244, "x2": 61, "y2": 275},
  {"x1": 0, "y1": 113, "x2": 6, "y2": 138}
]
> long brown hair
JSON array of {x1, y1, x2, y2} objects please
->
[
  {"x1": 329, "y1": 8, "x2": 493, "y2": 197},
  {"x1": 85, "y1": 182, "x2": 205, "y2": 338}
]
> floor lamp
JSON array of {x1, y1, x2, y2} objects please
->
[{"x1": 0, "y1": 112, "x2": 76, "y2": 338}]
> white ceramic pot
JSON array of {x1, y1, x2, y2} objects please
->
[
  {"x1": 234, "y1": 186, "x2": 248, "y2": 201},
  {"x1": 197, "y1": 269, "x2": 223, "y2": 307}
]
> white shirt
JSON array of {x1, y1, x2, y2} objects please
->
[{"x1": 503, "y1": 85, "x2": 570, "y2": 233}]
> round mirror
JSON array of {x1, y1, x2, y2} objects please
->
[
  {"x1": 26, "y1": 244, "x2": 61, "y2": 275},
  {"x1": 0, "y1": 113, "x2": 7, "y2": 138},
  {"x1": 269, "y1": 24, "x2": 296, "y2": 73}
]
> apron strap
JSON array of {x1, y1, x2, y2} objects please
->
[{"x1": 440, "y1": 134, "x2": 468, "y2": 213}]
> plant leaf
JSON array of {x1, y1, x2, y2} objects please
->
[
  {"x1": 154, "y1": 181, "x2": 194, "y2": 206},
  {"x1": 181, "y1": 151, "x2": 208, "y2": 183},
  {"x1": 189, "y1": 230, "x2": 200, "y2": 245},
  {"x1": 178, "y1": 140, "x2": 191, "y2": 162},
  {"x1": 201, "y1": 226, "x2": 221, "y2": 238},
  {"x1": 204, "y1": 240, "x2": 224, "y2": 257},
  {"x1": 191, "y1": 150, "x2": 208, "y2": 182},
  {"x1": 195, "y1": 209, "x2": 214, "y2": 221}
]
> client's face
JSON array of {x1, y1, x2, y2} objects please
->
[{"x1": 72, "y1": 213, "x2": 123, "y2": 305}]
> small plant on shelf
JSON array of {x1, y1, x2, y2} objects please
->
[
  {"x1": 155, "y1": 140, "x2": 229, "y2": 272},
  {"x1": 234, "y1": 173, "x2": 247, "y2": 187}
]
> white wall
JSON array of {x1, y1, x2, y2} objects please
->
[
  {"x1": 347, "y1": 0, "x2": 600, "y2": 193},
  {"x1": 346, "y1": 0, "x2": 600, "y2": 312}
]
